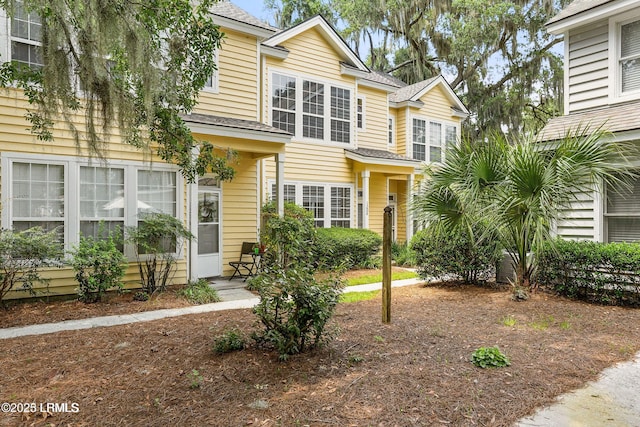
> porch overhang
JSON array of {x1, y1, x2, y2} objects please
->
[
  {"x1": 345, "y1": 147, "x2": 422, "y2": 174},
  {"x1": 183, "y1": 113, "x2": 292, "y2": 147}
]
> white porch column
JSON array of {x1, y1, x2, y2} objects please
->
[
  {"x1": 276, "y1": 152, "x2": 286, "y2": 216},
  {"x1": 362, "y1": 170, "x2": 370, "y2": 229},
  {"x1": 187, "y1": 181, "x2": 199, "y2": 282},
  {"x1": 406, "y1": 173, "x2": 414, "y2": 241}
]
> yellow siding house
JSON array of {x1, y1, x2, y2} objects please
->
[{"x1": 0, "y1": 1, "x2": 468, "y2": 298}]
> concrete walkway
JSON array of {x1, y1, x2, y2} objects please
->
[
  {"x1": 516, "y1": 353, "x2": 640, "y2": 427},
  {"x1": 0, "y1": 277, "x2": 423, "y2": 340}
]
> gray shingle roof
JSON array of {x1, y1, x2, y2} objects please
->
[
  {"x1": 211, "y1": 1, "x2": 278, "y2": 32},
  {"x1": 363, "y1": 70, "x2": 407, "y2": 89},
  {"x1": 547, "y1": 0, "x2": 614, "y2": 26},
  {"x1": 183, "y1": 113, "x2": 291, "y2": 136},
  {"x1": 345, "y1": 147, "x2": 420, "y2": 162},
  {"x1": 538, "y1": 100, "x2": 640, "y2": 140},
  {"x1": 389, "y1": 77, "x2": 438, "y2": 103}
]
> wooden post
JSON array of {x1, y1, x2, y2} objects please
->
[{"x1": 382, "y1": 206, "x2": 392, "y2": 323}]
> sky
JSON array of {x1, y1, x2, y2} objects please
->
[{"x1": 231, "y1": 1, "x2": 272, "y2": 24}]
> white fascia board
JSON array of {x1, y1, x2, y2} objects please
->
[
  {"x1": 412, "y1": 76, "x2": 469, "y2": 114},
  {"x1": 260, "y1": 44, "x2": 289, "y2": 59},
  {"x1": 212, "y1": 15, "x2": 276, "y2": 39},
  {"x1": 357, "y1": 78, "x2": 400, "y2": 93},
  {"x1": 389, "y1": 100, "x2": 424, "y2": 109},
  {"x1": 187, "y1": 123, "x2": 291, "y2": 144},
  {"x1": 546, "y1": 0, "x2": 638, "y2": 35},
  {"x1": 263, "y1": 16, "x2": 368, "y2": 72},
  {"x1": 344, "y1": 151, "x2": 421, "y2": 168},
  {"x1": 451, "y1": 108, "x2": 469, "y2": 119}
]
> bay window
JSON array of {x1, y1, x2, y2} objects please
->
[
  {"x1": 80, "y1": 166, "x2": 125, "y2": 241},
  {"x1": 271, "y1": 72, "x2": 352, "y2": 144},
  {"x1": 412, "y1": 117, "x2": 458, "y2": 163}
]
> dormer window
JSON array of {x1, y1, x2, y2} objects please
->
[{"x1": 620, "y1": 19, "x2": 640, "y2": 93}]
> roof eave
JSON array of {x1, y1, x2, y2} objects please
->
[
  {"x1": 344, "y1": 150, "x2": 422, "y2": 168},
  {"x1": 212, "y1": 15, "x2": 277, "y2": 39},
  {"x1": 261, "y1": 44, "x2": 289, "y2": 59},
  {"x1": 546, "y1": 0, "x2": 637, "y2": 34},
  {"x1": 389, "y1": 100, "x2": 424, "y2": 109},
  {"x1": 185, "y1": 121, "x2": 291, "y2": 144}
]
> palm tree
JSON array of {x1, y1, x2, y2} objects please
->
[{"x1": 414, "y1": 127, "x2": 634, "y2": 292}]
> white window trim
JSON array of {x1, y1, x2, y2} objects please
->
[
  {"x1": 5, "y1": 1, "x2": 43, "y2": 68},
  {"x1": 268, "y1": 67, "x2": 355, "y2": 148},
  {"x1": 388, "y1": 116, "x2": 395, "y2": 146},
  {"x1": 201, "y1": 49, "x2": 219, "y2": 94},
  {"x1": 609, "y1": 11, "x2": 640, "y2": 103},
  {"x1": 410, "y1": 114, "x2": 459, "y2": 163},
  {"x1": 267, "y1": 179, "x2": 354, "y2": 227},
  {"x1": 356, "y1": 95, "x2": 366, "y2": 131},
  {"x1": 1, "y1": 152, "x2": 184, "y2": 260}
]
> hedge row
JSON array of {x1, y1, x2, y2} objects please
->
[
  {"x1": 536, "y1": 239, "x2": 640, "y2": 306},
  {"x1": 314, "y1": 227, "x2": 382, "y2": 270}
]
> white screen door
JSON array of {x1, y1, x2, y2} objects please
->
[{"x1": 197, "y1": 187, "x2": 221, "y2": 277}]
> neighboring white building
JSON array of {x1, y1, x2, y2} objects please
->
[{"x1": 539, "y1": 0, "x2": 640, "y2": 243}]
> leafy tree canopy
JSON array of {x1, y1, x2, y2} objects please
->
[
  {"x1": 268, "y1": 0, "x2": 570, "y2": 136},
  {"x1": 0, "y1": 0, "x2": 236, "y2": 183}
]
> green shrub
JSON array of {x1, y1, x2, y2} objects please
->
[
  {"x1": 178, "y1": 279, "x2": 220, "y2": 304},
  {"x1": 254, "y1": 203, "x2": 344, "y2": 360},
  {"x1": 133, "y1": 291, "x2": 150, "y2": 302},
  {"x1": 126, "y1": 213, "x2": 193, "y2": 294},
  {"x1": 314, "y1": 227, "x2": 382, "y2": 270},
  {"x1": 391, "y1": 242, "x2": 416, "y2": 267},
  {"x1": 536, "y1": 239, "x2": 640, "y2": 306},
  {"x1": 0, "y1": 227, "x2": 64, "y2": 305},
  {"x1": 411, "y1": 223, "x2": 501, "y2": 284},
  {"x1": 69, "y1": 227, "x2": 126, "y2": 303},
  {"x1": 213, "y1": 329, "x2": 246, "y2": 354},
  {"x1": 471, "y1": 346, "x2": 510, "y2": 368}
]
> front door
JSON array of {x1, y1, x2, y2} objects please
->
[{"x1": 197, "y1": 187, "x2": 221, "y2": 278}]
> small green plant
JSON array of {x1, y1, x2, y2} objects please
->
[
  {"x1": 559, "y1": 320, "x2": 571, "y2": 330},
  {"x1": 0, "y1": 227, "x2": 64, "y2": 305},
  {"x1": 126, "y1": 213, "x2": 193, "y2": 294},
  {"x1": 133, "y1": 291, "x2": 150, "y2": 302},
  {"x1": 69, "y1": 225, "x2": 126, "y2": 303},
  {"x1": 340, "y1": 290, "x2": 379, "y2": 303},
  {"x1": 391, "y1": 242, "x2": 416, "y2": 267},
  {"x1": 187, "y1": 369, "x2": 203, "y2": 389},
  {"x1": 213, "y1": 329, "x2": 246, "y2": 354},
  {"x1": 501, "y1": 315, "x2": 517, "y2": 327},
  {"x1": 529, "y1": 315, "x2": 554, "y2": 331},
  {"x1": 179, "y1": 279, "x2": 220, "y2": 304},
  {"x1": 374, "y1": 335, "x2": 385, "y2": 343},
  {"x1": 471, "y1": 346, "x2": 510, "y2": 368}
]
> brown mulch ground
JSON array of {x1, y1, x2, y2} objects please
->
[{"x1": 1, "y1": 282, "x2": 640, "y2": 426}]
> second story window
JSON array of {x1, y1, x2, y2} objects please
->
[
  {"x1": 356, "y1": 96, "x2": 365, "y2": 130},
  {"x1": 620, "y1": 19, "x2": 640, "y2": 93},
  {"x1": 388, "y1": 117, "x2": 394, "y2": 145},
  {"x1": 10, "y1": 0, "x2": 43, "y2": 68},
  {"x1": 412, "y1": 117, "x2": 457, "y2": 163},
  {"x1": 429, "y1": 121, "x2": 442, "y2": 163},
  {"x1": 412, "y1": 118, "x2": 426, "y2": 161},
  {"x1": 270, "y1": 72, "x2": 352, "y2": 144},
  {"x1": 272, "y1": 73, "x2": 296, "y2": 135}
]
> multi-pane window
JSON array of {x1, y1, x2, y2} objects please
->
[
  {"x1": 303, "y1": 185, "x2": 325, "y2": 227},
  {"x1": 10, "y1": 0, "x2": 42, "y2": 68},
  {"x1": 620, "y1": 19, "x2": 640, "y2": 93},
  {"x1": 138, "y1": 170, "x2": 177, "y2": 216},
  {"x1": 413, "y1": 118, "x2": 457, "y2": 162},
  {"x1": 270, "y1": 183, "x2": 296, "y2": 203},
  {"x1": 12, "y1": 162, "x2": 64, "y2": 238},
  {"x1": 331, "y1": 187, "x2": 351, "y2": 227},
  {"x1": 445, "y1": 125, "x2": 457, "y2": 151},
  {"x1": 388, "y1": 118, "x2": 394, "y2": 145},
  {"x1": 412, "y1": 118, "x2": 426, "y2": 161},
  {"x1": 606, "y1": 175, "x2": 640, "y2": 242},
  {"x1": 302, "y1": 80, "x2": 324, "y2": 139},
  {"x1": 330, "y1": 87, "x2": 351, "y2": 143},
  {"x1": 202, "y1": 50, "x2": 219, "y2": 92},
  {"x1": 80, "y1": 166, "x2": 125, "y2": 241},
  {"x1": 429, "y1": 121, "x2": 442, "y2": 163},
  {"x1": 272, "y1": 73, "x2": 296, "y2": 134},
  {"x1": 356, "y1": 96, "x2": 365, "y2": 130}
]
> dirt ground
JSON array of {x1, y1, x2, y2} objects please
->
[{"x1": 1, "y1": 281, "x2": 640, "y2": 426}]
